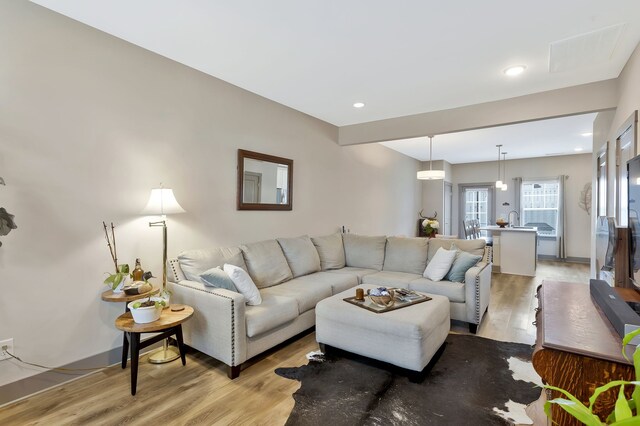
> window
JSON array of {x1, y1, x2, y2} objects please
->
[
  {"x1": 458, "y1": 184, "x2": 494, "y2": 238},
  {"x1": 521, "y1": 180, "x2": 559, "y2": 237},
  {"x1": 465, "y1": 188, "x2": 488, "y2": 226}
]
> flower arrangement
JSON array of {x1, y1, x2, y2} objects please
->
[
  {"x1": 422, "y1": 218, "x2": 439, "y2": 236},
  {"x1": 419, "y1": 210, "x2": 439, "y2": 237}
]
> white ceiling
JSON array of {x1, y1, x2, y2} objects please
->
[
  {"x1": 380, "y1": 113, "x2": 598, "y2": 164},
  {"x1": 31, "y1": 1, "x2": 640, "y2": 127}
]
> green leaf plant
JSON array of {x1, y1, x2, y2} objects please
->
[
  {"x1": 131, "y1": 297, "x2": 166, "y2": 310},
  {"x1": 544, "y1": 328, "x2": 640, "y2": 425},
  {"x1": 103, "y1": 264, "x2": 130, "y2": 291}
]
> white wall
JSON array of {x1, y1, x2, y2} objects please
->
[
  {"x1": 0, "y1": 2, "x2": 421, "y2": 387},
  {"x1": 589, "y1": 42, "x2": 640, "y2": 278},
  {"x1": 450, "y1": 154, "x2": 593, "y2": 258}
]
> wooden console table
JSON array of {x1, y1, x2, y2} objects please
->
[{"x1": 533, "y1": 280, "x2": 639, "y2": 425}]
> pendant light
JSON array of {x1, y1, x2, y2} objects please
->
[
  {"x1": 417, "y1": 136, "x2": 445, "y2": 180},
  {"x1": 495, "y1": 144, "x2": 503, "y2": 188},
  {"x1": 501, "y1": 152, "x2": 508, "y2": 191}
]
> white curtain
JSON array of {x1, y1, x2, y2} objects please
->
[{"x1": 557, "y1": 175, "x2": 567, "y2": 259}]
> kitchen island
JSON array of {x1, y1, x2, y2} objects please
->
[{"x1": 479, "y1": 226, "x2": 538, "y2": 276}]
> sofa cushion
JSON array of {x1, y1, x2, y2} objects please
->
[
  {"x1": 362, "y1": 271, "x2": 421, "y2": 288},
  {"x1": 240, "y1": 240, "x2": 293, "y2": 288},
  {"x1": 325, "y1": 267, "x2": 378, "y2": 284},
  {"x1": 277, "y1": 235, "x2": 321, "y2": 278},
  {"x1": 199, "y1": 266, "x2": 238, "y2": 292},
  {"x1": 382, "y1": 236, "x2": 429, "y2": 275},
  {"x1": 446, "y1": 244, "x2": 482, "y2": 283},
  {"x1": 311, "y1": 233, "x2": 346, "y2": 270},
  {"x1": 245, "y1": 294, "x2": 299, "y2": 338},
  {"x1": 409, "y1": 278, "x2": 466, "y2": 303},
  {"x1": 178, "y1": 247, "x2": 247, "y2": 282},
  {"x1": 423, "y1": 247, "x2": 456, "y2": 281},
  {"x1": 343, "y1": 234, "x2": 387, "y2": 270},
  {"x1": 293, "y1": 271, "x2": 359, "y2": 295},
  {"x1": 427, "y1": 239, "x2": 485, "y2": 261},
  {"x1": 261, "y1": 278, "x2": 333, "y2": 314},
  {"x1": 223, "y1": 264, "x2": 262, "y2": 305}
]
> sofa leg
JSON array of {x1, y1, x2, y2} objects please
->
[
  {"x1": 468, "y1": 323, "x2": 478, "y2": 334},
  {"x1": 227, "y1": 365, "x2": 241, "y2": 379}
]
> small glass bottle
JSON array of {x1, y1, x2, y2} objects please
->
[{"x1": 132, "y1": 258, "x2": 144, "y2": 281}]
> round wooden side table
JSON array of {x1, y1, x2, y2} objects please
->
[
  {"x1": 101, "y1": 287, "x2": 159, "y2": 369},
  {"x1": 115, "y1": 305, "x2": 194, "y2": 395}
]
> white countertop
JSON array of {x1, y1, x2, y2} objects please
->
[{"x1": 479, "y1": 225, "x2": 538, "y2": 233}]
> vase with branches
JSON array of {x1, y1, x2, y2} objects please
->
[{"x1": 102, "y1": 221, "x2": 130, "y2": 292}]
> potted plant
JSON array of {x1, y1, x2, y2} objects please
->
[
  {"x1": 104, "y1": 263, "x2": 131, "y2": 293},
  {"x1": 544, "y1": 328, "x2": 640, "y2": 424},
  {"x1": 127, "y1": 297, "x2": 166, "y2": 324},
  {"x1": 158, "y1": 288, "x2": 172, "y2": 306},
  {"x1": 418, "y1": 210, "x2": 439, "y2": 238}
]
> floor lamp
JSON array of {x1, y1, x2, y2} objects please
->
[{"x1": 142, "y1": 184, "x2": 185, "y2": 364}]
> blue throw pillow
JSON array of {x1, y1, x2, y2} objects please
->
[
  {"x1": 200, "y1": 266, "x2": 239, "y2": 292},
  {"x1": 445, "y1": 244, "x2": 482, "y2": 283}
]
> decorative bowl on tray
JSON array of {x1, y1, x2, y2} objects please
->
[
  {"x1": 495, "y1": 220, "x2": 509, "y2": 228},
  {"x1": 367, "y1": 287, "x2": 395, "y2": 308}
]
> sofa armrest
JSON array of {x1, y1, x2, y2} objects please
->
[
  {"x1": 167, "y1": 280, "x2": 248, "y2": 367},
  {"x1": 464, "y1": 261, "x2": 492, "y2": 325}
]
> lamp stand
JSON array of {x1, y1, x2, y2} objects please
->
[{"x1": 147, "y1": 219, "x2": 180, "y2": 364}]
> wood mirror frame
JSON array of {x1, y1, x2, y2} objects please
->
[{"x1": 237, "y1": 149, "x2": 293, "y2": 211}]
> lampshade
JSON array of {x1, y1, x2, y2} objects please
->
[
  {"x1": 142, "y1": 188, "x2": 186, "y2": 215},
  {"x1": 501, "y1": 183, "x2": 508, "y2": 191},
  {"x1": 417, "y1": 170, "x2": 446, "y2": 180},
  {"x1": 417, "y1": 136, "x2": 445, "y2": 180},
  {"x1": 495, "y1": 180, "x2": 503, "y2": 188}
]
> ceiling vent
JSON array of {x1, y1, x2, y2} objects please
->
[{"x1": 549, "y1": 23, "x2": 625, "y2": 73}]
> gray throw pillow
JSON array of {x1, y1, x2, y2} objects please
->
[
  {"x1": 311, "y1": 233, "x2": 346, "y2": 270},
  {"x1": 277, "y1": 235, "x2": 321, "y2": 278},
  {"x1": 445, "y1": 244, "x2": 482, "y2": 282},
  {"x1": 200, "y1": 266, "x2": 238, "y2": 292}
]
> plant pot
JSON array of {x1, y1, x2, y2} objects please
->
[
  {"x1": 112, "y1": 275, "x2": 130, "y2": 294},
  {"x1": 127, "y1": 297, "x2": 163, "y2": 324}
]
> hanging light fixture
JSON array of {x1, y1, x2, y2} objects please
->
[
  {"x1": 501, "y1": 152, "x2": 508, "y2": 191},
  {"x1": 495, "y1": 144, "x2": 503, "y2": 188},
  {"x1": 417, "y1": 136, "x2": 445, "y2": 180}
]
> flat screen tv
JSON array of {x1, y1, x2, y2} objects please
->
[{"x1": 628, "y1": 154, "x2": 640, "y2": 290}]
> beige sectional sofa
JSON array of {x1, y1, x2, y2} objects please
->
[{"x1": 167, "y1": 234, "x2": 492, "y2": 378}]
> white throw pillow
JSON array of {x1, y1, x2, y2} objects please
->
[
  {"x1": 423, "y1": 247, "x2": 457, "y2": 281},
  {"x1": 223, "y1": 264, "x2": 262, "y2": 306}
]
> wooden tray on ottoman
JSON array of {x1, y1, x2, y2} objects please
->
[{"x1": 344, "y1": 290, "x2": 432, "y2": 314}]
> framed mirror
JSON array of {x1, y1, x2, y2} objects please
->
[{"x1": 237, "y1": 149, "x2": 293, "y2": 211}]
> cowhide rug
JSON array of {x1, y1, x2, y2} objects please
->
[{"x1": 276, "y1": 334, "x2": 542, "y2": 425}]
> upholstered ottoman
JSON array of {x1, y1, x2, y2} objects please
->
[{"x1": 315, "y1": 284, "x2": 450, "y2": 372}]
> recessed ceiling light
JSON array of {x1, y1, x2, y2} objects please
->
[
  {"x1": 353, "y1": 102, "x2": 365, "y2": 108},
  {"x1": 581, "y1": 132, "x2": 593, "y2": 137},
  {"x1": 574, "y1": 147, "x2": 584, "y2": 152},
  {"x1": 503, "y1": 65, "x2": 526, "y2": 76}
]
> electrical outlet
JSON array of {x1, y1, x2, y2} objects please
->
[{"x1": 0, "y1": 338, "x2": 13, "y2": 361}]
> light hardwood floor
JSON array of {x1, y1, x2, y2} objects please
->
[{"x1": 0, "y1": 261, "x2": 589, "y2": 425}]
